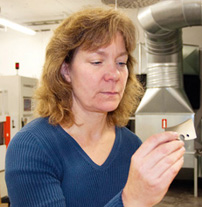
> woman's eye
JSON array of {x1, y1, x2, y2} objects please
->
[
  {"x1": 91, "y1": 61, "x2": 102, "y2": 65},
  {"x1": 117, "y1": 62, "x2": 127, "y2": 67}
]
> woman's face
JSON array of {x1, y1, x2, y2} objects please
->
[{"x1": 62, "y1": 32, "x2": 129, "y2": 115}]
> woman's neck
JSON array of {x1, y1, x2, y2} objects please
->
[
  {"x1": 67, "y1": 101, "x2": 113, "y2": 140},
  {"x1": 60, "y1": 109, "x2": 116, "y2": 166},
  {"x1": 63, "y1": 110, "x2": 111, "y2": 141}
]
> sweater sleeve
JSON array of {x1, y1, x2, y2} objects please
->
[
  {"x1": 104, "y1": 190, "x2": 124, "y2": 207},
  {"x1": 5, "y1": 131, "x2": 66, "y2": 207}
]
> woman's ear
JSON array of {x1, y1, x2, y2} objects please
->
[{"x1": 60, "y1": 61, "x2": 71, "y2": 83}]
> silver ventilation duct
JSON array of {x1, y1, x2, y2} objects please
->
[
  {"x1": 137, "y1": 0, "x2": 202, "y2": 112},
  {"x1": 135, "y1": 0, "x2": 202, "y2": 172}
]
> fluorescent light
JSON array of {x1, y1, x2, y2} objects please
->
[{"x1": 0, "y1": 17, "x2": 36, "y2": 35}]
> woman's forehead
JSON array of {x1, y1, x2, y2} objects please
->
[{"x1": 80, "y1": 32, "x2": 126, "y2": 51}]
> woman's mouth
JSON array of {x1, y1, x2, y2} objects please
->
[{"x1": 102, "y1": 91, "x2": 118, "y2": 95}]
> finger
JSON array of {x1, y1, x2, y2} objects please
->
[
  {"x1": 150, "y1": 145, "x2": 185, "y2": 180},
  {"x1": 144, "y1": 140, "x2": 184, "y2": 170},
  {"x1": 135, "y1": 131, "x2": 179, "y2": 158},
  {"x1": 157, "y1": 156, "x2": 184, "y2": 188}
]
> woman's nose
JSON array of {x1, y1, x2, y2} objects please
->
[{"x1": 104, "y1": 63, "x2": 120, "y2": 81}]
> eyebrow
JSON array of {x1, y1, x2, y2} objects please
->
[{"x1": 93, "y1": 50, "x2": 128, "y2": 57}]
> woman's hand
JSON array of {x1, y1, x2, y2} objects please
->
[{"x1": 122, "y1": 132, "x2": 185, "y2": 207}]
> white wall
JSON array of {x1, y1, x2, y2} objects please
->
[{"x1": 0, "y1": 28, "x2": 53, "y2": 79}]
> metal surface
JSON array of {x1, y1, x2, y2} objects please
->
[
  {"x1": 136, "y1": 88, "x2": 193, "y2": 113},
  {"x1": 135, "y1": 114, "x2": 195, "y2": 167},
  {"x1": 165, "y1": 119, "x2": 197, "y2": 140},
  {"x1": 138, "y1": 0, "x2": 202, "y2": 34}
]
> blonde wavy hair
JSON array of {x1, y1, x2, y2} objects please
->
[{"x1": 34, "y1": 7, "x2": 143, "y2": 127}]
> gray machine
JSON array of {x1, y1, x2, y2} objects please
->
[
  {"x1": 0, "y1": 75, "x2": 38, "y2": 139},
  {"x1": 133, "y1": 0, "x2": 202, "y2": 196}
]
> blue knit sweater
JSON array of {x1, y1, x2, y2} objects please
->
[{"x1": 5, "y1": 117, "x2": 142, "y2": 207}]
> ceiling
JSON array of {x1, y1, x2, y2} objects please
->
[
  {"x1": 0, "y1": 0, "x2": 105, "y2": 22},
  {"x1": 0, "y1": 0, "x2": 102, "y2": 31},
  {"x1": 0, "y1": 0, "x2": 160, "y2": 31}
]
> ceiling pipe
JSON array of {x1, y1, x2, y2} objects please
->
[
  {"x1": 138, "y1": 0, "x2": 202, "y2": 34},
  {"x1": 137, "y1": 0, "x2": 202, "y2": 89}
]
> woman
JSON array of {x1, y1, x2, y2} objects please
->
[{"x1": 5, "y1": 8, "x2": 185, "y2": 207}]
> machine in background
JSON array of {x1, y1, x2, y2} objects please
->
[
  {"x1": 0, "y1": 75, "x2": 37, "y2": 198},
  {"x1": 0, "y1": 75, "x2": 38, "y2": 140}
]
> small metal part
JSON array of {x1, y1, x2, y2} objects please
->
[
  {"x1": 179, "y1": 134, "x2": 185, "y2": 140},
  {"x1": 165, "y1": 119, "x2": 197, "y2": 141}
]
